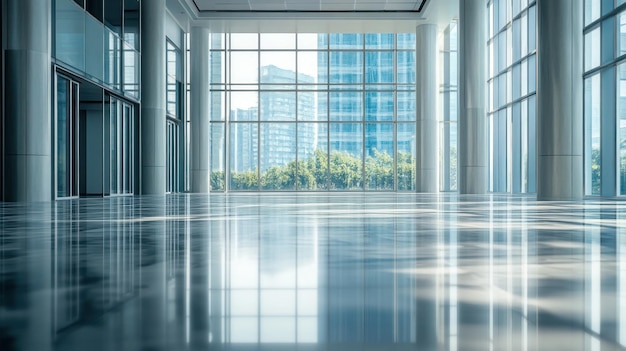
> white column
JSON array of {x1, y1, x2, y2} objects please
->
[
  {"x1": 536, "y1": 0, "x2": 583, "y2": 200},
  {"x1": 4, "y1": 0, "x2": 52, "y2": 201},
  {"x1": 416, "y1": 24, "x2": 438, "y2": 193},
  {"x1": 140, "y1": 0, "x2": 167, "y2": 194},
  {"x1": 458, "y1": 0, "x2": 488, "y2": 194},
  {"x1": 190, "y1": 27, "x2": 210, "y2": 192}
]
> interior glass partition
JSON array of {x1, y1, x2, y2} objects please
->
[
  {"x1": 209, "y1": 33, "x2": 417, "y2": 192},
  {"x1": 56, "y1": 75, "x2": 80, "y2": 199},
  {"x1": 106, "y1": 95, "x2": 134, "y2": 196}
]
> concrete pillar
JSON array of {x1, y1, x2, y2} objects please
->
[
  {"x1": 140, "y1": 0, "x2": 166, "y2": 194},
  {"x1": 458, "y1": 0, "x2": 488, "y2": 194},
  {"x1": 190, "y1": 27, "x2": 210, "y2": 193},
  {"x1": 416, "y1": 24, "x2": 438, "y2": 193},
  {"x1": 536, "y1": 0, "x2": 583, "y2": 200},
  {"x1": 4, "y1": 0, "x2": 52, "y2": 202}
]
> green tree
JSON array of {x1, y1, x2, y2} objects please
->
[
  {"x1": 365, "y1": 149, "x2": 394, "y2": 190},
  {"x1": 329, "y1": 151, "x2": 362, "y2": 190},
  {"x1": 210, "y1": 171, "x2": 225, "y2": 191}
]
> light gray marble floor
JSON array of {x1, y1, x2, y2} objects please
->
[{"x1": 1, "y1": 193, "x2": 626, "y2": 350}]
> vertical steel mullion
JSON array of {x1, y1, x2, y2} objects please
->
[
  {"x1": 226, "y1": 34, "x2": 231, "y2": 192},
  {"x1": 327, "y1": 35, "x2": 331, "y2": 191},
  {"x1": 394, "y1": 34, "x2": 398, "y2": 191},
  {"x1": 362, "y1": 38, "x2": 366, "y2": 191},
  {"x1": 257, "y1": 34, "x2": 261, "y2": 191},
  {"x1": 295, "y1": 34, "x2": 299, "y2": 190}
]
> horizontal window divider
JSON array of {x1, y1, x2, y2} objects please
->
[
  {"x1": 584, "y1": 62, "x2": 617, "y2": 78},
  {"x1": 488, "y1": 92, "x2": 537, "y2": 114}
]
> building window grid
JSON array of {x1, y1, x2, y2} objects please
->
[
  {"x1": 583, "y1": 0, "x2": 626, "y2": 196},
  {"x1": 209, "y1": 33, "x2": 417, "y2": 192},
  {"x1": 487, "y1": 0, "x2": 537, "y2": 194}
]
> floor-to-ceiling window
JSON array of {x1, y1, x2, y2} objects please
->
[
  {"x1": 487, "y1": 0, "x2": 536, "y2": 194},
  {"x1": 166, "y1": 40, "x2": 184, "y2": 193},
  {"x1": 209, "y1": 33, "x2": 417, "y2": 192},
  {"x1": 584, "y1": 0, "x2": 626, "y2": 196},
  {"x1": 439, "y1": 21, "x2": 458, "y2": 192}
]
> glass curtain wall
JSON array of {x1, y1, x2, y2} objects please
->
[
  {"x1": 585, "y1": 0, "x2": 626, "y2": 196},
  {"x1": 54, "y1": 0, "x2": 140, "y2": 100},
  {"x1": 209, "y1": 33, "x2": 417, "y2": 192},
  {"x1": 487, "y1": 0, "x2": 537, "y2": 194},
  {"x1": 439, "y1": 21, "x2": 458, "y2": 192}
]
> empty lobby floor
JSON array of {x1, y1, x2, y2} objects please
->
[{"x1": 1, "y1": 193, "x2": 626, "y2": 350}]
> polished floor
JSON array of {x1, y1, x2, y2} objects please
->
[{"x1": 1, "y1": 193, "x2": 626, "y2": 350}]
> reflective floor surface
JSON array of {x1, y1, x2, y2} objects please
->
[{"x1": 1, "y1": 193, "x2": 626, "y2": 350}]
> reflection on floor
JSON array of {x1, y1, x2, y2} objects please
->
[{"x1": 1, "y1": 193, "x2": 626, "y2": 350}]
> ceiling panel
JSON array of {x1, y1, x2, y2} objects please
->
[{"x1": 192, "y1": 0, "x2": 427, "y2": 12}]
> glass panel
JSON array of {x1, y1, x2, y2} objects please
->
[
  {"x1": 398, "y1": 123, "x2": 416, "y2": 191},
  {"x1": 365, "y1": 123, "x2": 394, "y2": 190},
  {"x1": 123, "y1": 43, "x2": 139, "y2": 98},
  {"x1": 618, "y1": 63, "x2": 626, "y2": 194},
  {"x1": 297, "y1": 33, "x2": 321, "y2": 50},
  {"x1": 85, "y1": 14, "x2": 104, "y2": 81},
  {"x1": 231, "y1": 92, "x2": 258, "y2": 121},
  {"x1": 210, "y1": 51, "x2": 226, "y2": 85},
  {"x1": 298, "y1": 123, "x2": 327, "y2": 190},
  {"x1": 298, "y1": 52, "x2": 325, "y2": 84},
  {"x1": 329, "y1": 52, "x2": 363, "y2": 84},
  {"x1": 365, "y1": 33, "x2": 394, "y2": 49},
  {"x1": 123, "y1": 104, "x2": 131, "y2": 194},
  {"x1": 528, "y1": 54, "x2": 536, "y2": 93},
  {"x1": 365, "y1": 92, "x2": 393, "y2": 122},
  {"x1": 585, "y1": 0, "x2": 601, "y2": 26},
  {"x1": 329, "y1": 123, "x2": 363, "y2": 190},
  {"x1": 210, "y1": 91, "x2": 226, "y2": 121},
  {"x1": 104, "y1": 0, "x2": 122, "y2": 36},
  {"x1": 393, "y1": 51, "x2": 414, "y2": 85},
  {"x1": 521, "y1": 10, "x2": 528, "y2": 56},
  {"x1": 329, "y1": 91, "x2": 362, "y2": 121},
  {"x1": 231, "y1": 33, "x2": 258, "y2": 50},
  {"x1": 57, "y1": 77, "x2": 70, "y2": 198},
  {"x1": 585, "y1": 27, "x2": 601, "y2": 71},
  {"x1": 210, "y1": 123, "x2": 226, "y2": 191},
  {"x1": 260, "y1": 33, "x2": 295, "y2": 49},
  {"x1": 55, "y1": 0, "x2": 85, "y2": 71},
  {"x1": 104, "y1": 29, "x2": 121, "y2": 89},
  {"x1": 123, "y1": 0, "x2": 140, "y2": 49},
  {"x1": 585, "y1": 74, "x2": 601, "y2": 195},
  {"x1": 619, "y1": 11, "x2": 626, "y2": 57},
  {"x1": 528, "y1": 5, "x2": 536, "y2": 52},
  {"x1": 329, "y1": 33, "x2": 362, "y2": 49},
  {"x1": 230, "y1": 123, "x2": 259, "y2": 190},
  {"x1": 260, "y1": 92, "x2": 296, "y2": 121},
  {"x1": 260, "y1": 52, "x2": 296, "y2": 81},
  {"x1": 397, "y1": 33, "x2": 416, "y2": 50},
  {"x1": 110, "y1": 99, "x2": 118, "y2": 194},
  {"x1": 528, "y1": 96, "x2": 536, "y2": 193},
  {"x1": 260, "y1": 123, "x2": 296, "y2": 190},
  {"x1": 397, "y1": 91, "x2": 416, "y2": 121},
  {"x1": 298, "y1": 91, "x2": 324, "y2": 121},
  {"x1": 231, "y1": 51, "x2": 259, "y2": 84},
  {"x1": 86, "y1": 0, "x2": 103, "y2": 21},
  {"x1": 365, "y1": 51, "x2": 393, "y2": 84}
]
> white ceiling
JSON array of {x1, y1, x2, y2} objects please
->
[
  {"x1": 193, "y1": 0, "x2": 426, "y2": 12},
  {"x1": 169, "y1": 0, "x2": 458, "y2": 33}
]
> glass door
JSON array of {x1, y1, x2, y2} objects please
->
[
  {"x1": 56, "y1": 75, "x2": 80, "y2": 199},
  {"x1": 108, "y1": 96, "x2": 134, "y2": 196}
]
